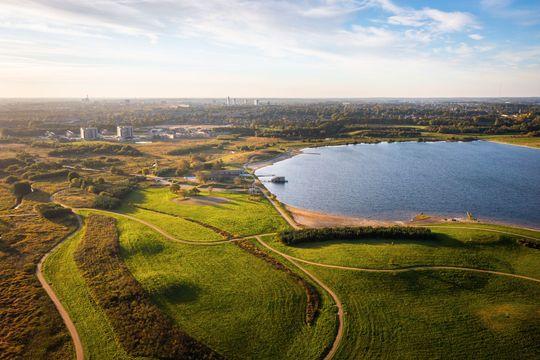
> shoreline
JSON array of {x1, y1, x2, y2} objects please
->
[
  {"x1": 246, "y1": 148, "x2": 302, "y2": 171},
  {"x1": 286, "y1": 205, "x2": 540, "y2": 232},
  {"x1": 485, "y1": 139, "x2": 540, "y2": 150}
]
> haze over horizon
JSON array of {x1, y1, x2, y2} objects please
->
[{"x1": 2, "y1": 0, "x2": 540, "y2": 98}]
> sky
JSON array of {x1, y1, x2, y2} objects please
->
[{"x1": 1, "y1": 0, "x2": 540, "y2": 98}]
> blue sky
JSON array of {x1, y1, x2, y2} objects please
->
[{"x1": 1, "y1": 0, "x2": 539, "y2": 97}]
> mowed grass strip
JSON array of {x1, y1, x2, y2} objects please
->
[
  {"x1": 263, "y1": 224, "x2": 540, "y2": 278},
  {"x1": 307, "y1": 266, "x2": 540, "y2": 360},
  {"x1": 75, "y1": 214, "x2": 222, "y2": 359},
  {"x1": 116, "y1": 217, "x2": 336, "y2": 359},
  {"x1": 122, "y1": 187, "x2": 289, "y2": 236},
  {"x1": 43, "y1": 230, "x2": 131, "y2": 359}
]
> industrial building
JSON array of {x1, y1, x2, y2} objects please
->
[
  {"x1": 117, "y1": 125, "x2": 134, "y2": 140},
  {"x1": 80, "y1": 127, "x2": 98, "y2": 140}
]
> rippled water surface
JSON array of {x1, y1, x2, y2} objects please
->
[{"x1": 255, "y1": 141, "x2": 540, "y2": 228}]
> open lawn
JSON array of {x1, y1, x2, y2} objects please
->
[
  {"x1": 43, "y1": 229, "x2": 130, "y2": 359},
  {"x1": 45, "y1": 209, "x2": 335, "y2": 359},
  {"x1": 116, "y1": 217, "x2": 335, "y2": 359},
  {"x1": 305, "y1": 266, "x2": 540, "y2": 359},
  {"x1": 121, "y1": 187, "x2": 289, "y2": 236},
  {"x1": 266, "y1": 224, "x2": 540, "y2": 278}
]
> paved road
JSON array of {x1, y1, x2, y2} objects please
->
[{"x1": 36, "y1": 216, "x2": 85, "y2": 360}]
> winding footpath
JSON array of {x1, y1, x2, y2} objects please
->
[{"x1": 36, "y1": 215, "x2": 85, "y2": 360}]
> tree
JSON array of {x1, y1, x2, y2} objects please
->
[
  {"x1": 13, "y1": 181, "x2": 32, "y2": 199},
  {"x1": 170, "y1": 183, "x2": 180, "y2": 193}
]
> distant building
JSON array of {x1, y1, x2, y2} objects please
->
[
  {"x1": 65, "y1": 130, "x2": 75, "y2": 138},
  {"x1": 117, "y1": 125, "x2": 133, "y2": 140},
  {"x1": 80, "y1": 127, "x2": 98, "y2": 140},
  {"x1": 226, "y1": 96, "x2": 231, "y2": 106},
  {"x1": 254, "y1": 99, "x2": 259, "y2": 106}
]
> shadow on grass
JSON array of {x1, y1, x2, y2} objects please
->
[{"x1": 153, "y1": 282, "x2": 201, "y2": 304}]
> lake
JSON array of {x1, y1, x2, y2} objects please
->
[{"x1": 255, "y1": 141, "x2": 540, "y2": 229}]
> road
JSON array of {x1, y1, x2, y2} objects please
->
[{"x1": 36, "y1": 215, "x2": 85, "y2": 360}]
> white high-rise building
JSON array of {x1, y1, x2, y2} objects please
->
[
  {"x1": 226, "y1": 96, "x2": 231, "y2": 106},
  {"x1": 253, "y1": 99, "x2": 259, "y2": 106},
  {"x1": 80, "y1": 127, "x2": 98, "y2": 140},
  {"x1": 117, "y1": 125, "x2": 133, "y2": 140}
]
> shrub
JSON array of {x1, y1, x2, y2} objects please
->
[
  {"x1": 74, "y1": 215, "x2": 222, "y2": 359},
  {"x1": 279, "y1": 226, "x2": 433, "y2": 245},
  {"x1": 48, "y1": 143, "x2": 142, "y2": 157},
  {"x1": 93, "y1": 194, "x2": 120, "y2": 209},
  {"x1": 35, "y1": 203, "x2": 73, "y2": 219},
  {"x1": 12, "y1": 181, "x2": 32, "y2": 199}
]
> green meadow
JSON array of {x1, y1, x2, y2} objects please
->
[
  {"x1": 264, "y1": 224, "x2": 540, "y2": 278},
  {"x1": 44, "y1": 210, "x2": 335, "y2": 359},
  {"x1": 305, "y1": 266, "x2": 540, "y2": 359},
  {"x1": 120, "y1": 187, "x2": 289, "y2": 236}
]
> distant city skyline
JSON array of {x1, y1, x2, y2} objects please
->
[{"x1": 1, "y1": 0, "x2": 540, "y2": 98}]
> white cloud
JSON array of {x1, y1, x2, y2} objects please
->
[{"x1": 469, "y1": 34, "x2": 484, "y2": 41}]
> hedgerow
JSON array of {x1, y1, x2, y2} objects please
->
[
  {"x1": 48, "y1": 143, "x2": 142, "y2": 157},
  {"x1": 74, "y1": 215, "x2": 222, "y2": 359},
  {"x1": 279, "y1": 226, "x2": 433, "y2": 245}
]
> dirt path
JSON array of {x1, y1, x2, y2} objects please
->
[
  {"x1": 36, "y1": 216, "x2": 84, "y2": 360},
  {"x1": 255, "y1": 236, "x2": 344, "y2": 360},
  {"x1": 259, "y1": 187, "x2": 301, "y2": 229}
]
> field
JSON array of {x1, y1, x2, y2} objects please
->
[
  {"x1": 255, "y1": 222, "x2": 540, "y2": 359},
  {"x1": 121, "y1": 187, "x2": 289, "y2": 237},
  {"x1": 43, "y1": 209, "x2": 335, "y2": 359},
  {"x1": 43, "y1": 230, "x2": 130, "y2": 359},
  {"x1": 304, "y1": 267, "x2": 540, "y2": 359},
  {"x1": 265, "y1": 224, "x2": 540, "y2": 278}
]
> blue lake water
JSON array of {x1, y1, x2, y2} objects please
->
[{"x1": 255, "y1": 141, "x2": 540, "y2": 229}]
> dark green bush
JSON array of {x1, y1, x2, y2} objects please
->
[
  {"x1": 93, "y1": 194, "x2": 120, "y2": 209},
  {"x1": 35, "y1": 203, "x2": 73, "y2": 219},
  {"x1": 279, "y1": 226, "x2": 433, "y2": 245}
]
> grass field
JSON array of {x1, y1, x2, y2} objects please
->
[
  {"x1": 43, "y1": 229, "x2": 130, "y2": 359},
  {"x1": 121, "y1": 187, "x2": 289, "y2": 236},
  {"x1": 45, "y1": 210, "x2": 335, "y2": 359},
  {"x1": 305, "y1": 266, "x2": 540, "y2": 359},
  {"x1": 265, "y1": 224, "x2": 540, "y2": 278}
]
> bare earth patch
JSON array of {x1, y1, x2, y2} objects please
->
[
  {"x1": 287, "y1": 205, "x2": 403, "y2": 228},
  {"x1": 174, "y1": 195, "x2": 231, "y2": 206}
]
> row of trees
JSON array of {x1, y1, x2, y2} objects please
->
[{"x1": 279, "y1": 226, "x2": 433, "y2": 245}]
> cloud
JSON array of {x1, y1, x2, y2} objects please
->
[{"x1": 469, "y1": 34, "x2": 484, "y2": 41}]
